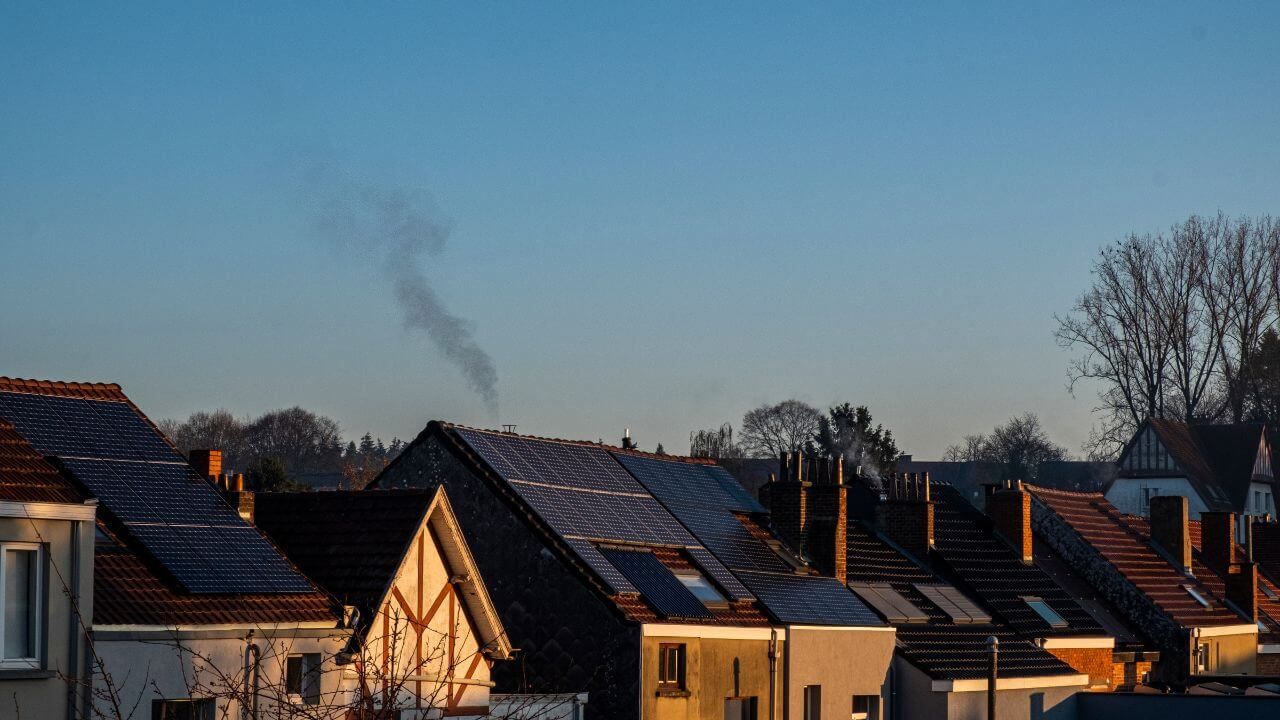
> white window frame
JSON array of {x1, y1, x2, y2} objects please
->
[
  {"x1": 285, "y1": 653, "x2": 321, "y2": 705},
  {"x1": 0, "y1": 542, "x2": 43, "y2": 670}
]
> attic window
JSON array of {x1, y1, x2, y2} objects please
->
[
  {"x1": 849, "y1": 582, "x2": 928, "y2": 624},
  {"x1": 1022, "y1": 597, "x2": 1068, "y2": 629},
  {"x1": 913, "y1": 584, "x2": 991, "y2": 624},
  {"x1": 1183, "y1": 585, "x2": 1211, "y2": 608},
  {"x1": 674, "y1": 571, "x2": 728, "y2": 608},
  {"x1": 764, "y1": 538, "x2": 808, "y2": 571}
]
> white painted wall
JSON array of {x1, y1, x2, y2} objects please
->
[
  {"x1": 94, "y1": 630, "x2": 353, "y2": 719},
  {"x1": 1106, "y1": 477, "x2": 1210, "y2": 518}
]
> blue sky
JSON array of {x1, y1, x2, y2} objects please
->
[{"x1": 3, "y1": 3, "x2": 1279, "y2": 457}]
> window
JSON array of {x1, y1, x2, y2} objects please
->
[
  {"x1": 1, "y1": 544, "x2": 42, "y2": 668},
  {"x1": 676, "y1": 572, "x2": 728, "y2": 607},
  {"x1": 851, "y1": 695, "x2": 877, "y2": 720},
  {"x1": 803, "y1": 685, "x2": 821, "y2": 720},
  {"x1": 724, "y1": 697, "x2": 758, "y2": 720},
  {"x1": 1022, "y1": 597, "x2": 1068, "y2": 629},
  {"x1": 1183, "y1": 585, "x2": 1211, "y2": 608},
  {"x1": 285, "y1": 653, "x2": 321, "y2": 705},
  {"x1": 152, "y1": 699, "x2": 214, "y2": 720},
  {"x1": 1256, "y1": 491, "x2": 1263, "y2": 511},
  {"x1": 1142, "y1": 486, "x2": 1159, "y2": 510},
  {"x1": 1195, "y1": 642, "x2": 1210, "y2": 673},
  {"x1": 658, "y1": 643, "x2": 686, "y2": 691}
]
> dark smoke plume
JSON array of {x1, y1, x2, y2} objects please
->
[{"x1": 305, "y1": 167, "x2": 499, "y2": 415}]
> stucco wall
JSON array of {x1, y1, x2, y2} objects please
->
[
  {"x1": 1197, "y1": 632, "x2": 1257, "y2": 676},
  {"x1": 640, "y1": 633, "x2": 779, "y2": 720},
  {"x1": 378, "y1": 434, "x2": 641, "y2": 720},
  {"x1": 0, "y1": 514, "x2": 93, "y2": 719},
  {"x1": 890, "y1": 659, "x2": 1081, "y2": 720},
  {"x1": 785, "y1": 627, "x2": 895, "y2": 718},
  {"x1": 1106, "y1": 477, "x2": 1209, "y2": 518},
  {"x1": 94, "y1": 631, "x2": 351, "y2": 719}
]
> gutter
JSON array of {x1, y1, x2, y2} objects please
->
[{"x1": 931, "y1": 674, "x2": 1090, "y2": 692}]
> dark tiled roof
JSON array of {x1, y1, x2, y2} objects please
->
[
  {"x1": 254, "y1": 489, "x2": 436, "y2": 627},
  {"x1": 94, "y1": 535, "x2": 337, "y2": 626},
  {"x1": 929, "y1": 483, "x2": 1103, "y2": 637},
  {"x1": 1028, "y1": 486, "x2": 1243, "y2": 627},
  {"x1": 0, "y1": 419, "x2": 86, "y2": 504},
  {"x1": 1186, "y1": 520, "x2": 1280, "y2": 636},
  {"x1": 845, "y1": 521, "x2": 1077, "y2": 680},
  {"x1": 1255, "y1": 522, "x2": 1280, "y2": 582}
]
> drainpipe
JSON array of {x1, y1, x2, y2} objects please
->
[
  {"x1": 768, "y1": 629, "x2": 778, "y2": 720},
  {"x1": 986, "y1": 636, "x2": 998, "y2": 720},
  {"x1": 243, "y1": 634, "x2": 260, "y2": 720},
  {"x1": 65, "y1": 520, "x2": 81, "y2": 720}
]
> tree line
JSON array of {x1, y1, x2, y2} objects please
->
[
  {"x1": 1057, "y1": 213, "x2": 1280, "y2": 457},
  {"x1": 160, "y1": 407, "x2": 404, "y2": 490}
]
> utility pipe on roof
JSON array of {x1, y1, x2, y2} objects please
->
[
  {"x1": 243, "y1": 634, "x2": 260, "y2": 720},
  {"x1": 768, "y1": 628, "x2": 778, "y2": 720},
  {"x1": 986, "y1": 636, "x2": 998, "y2": 720}
]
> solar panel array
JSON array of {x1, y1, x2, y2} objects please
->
[
  {"x1": 613, "y1": 453, "x2": 882, "y2": 626},
  {"x1": 453, "y1": 429, "x2": 750, "y2": 606},
  {"x1": 599, "y1": 548, "x2": 713, "y2": 619},
  {"x1": 0, "y1": 391, "x2": 313, "y2": 594}
]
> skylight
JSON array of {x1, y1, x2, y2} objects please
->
[
  {"x1": 1022, "y1": 597, "x2": 1068, "y2": 629},
  {"x1": 1261, "y1": 583, "x2": 1279, "y2": 601},
  {"x1": 1183, "y1": 585, "x2": 1211, "y2": 608},
  {"x1": 676, "y1": 572, "x2": 728, "y2": 607}
]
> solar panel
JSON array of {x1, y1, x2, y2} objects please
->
[
  {"x1": 736, "y1": 570, "x2": 882, "y2": 626},
  {"x1": 457, "y1": 429, "x2": 645, "y2": 495},
  {"x1": 914, "y1": 584, "x2": 991, "y2": 624},
  {"x1": 508, "y1": 480, "x2": 695, "y2": 546},
  {"x1": 561, "y1": 538, "x2": 639, "y2": 595},
  {"x1": 600, "y1": 548, "x2": 713, "y2": 619},
  {"x1": 849, "y1": 582, "x2": 929, "y2": 623},
  {"x1": 685, "y1": 547, "x2": 754, "y2": 601},
  {"x1": 0, "y1": 391, "x2": 312, "y2": 595}
]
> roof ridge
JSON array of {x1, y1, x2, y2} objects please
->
[
  {"x1": 0, "y1": 376, "x2": 128, "y2": 401},
  {"x1": 1024, "y1": 483, "x2": 1104, "y2": 499},
  {"x1": 443, "y1": 421, "x2": 715, "y2": 463}
]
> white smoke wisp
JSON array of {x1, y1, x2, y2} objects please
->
[{"x1": 306, "y1": 168, "x2": 499, "y2": 416}]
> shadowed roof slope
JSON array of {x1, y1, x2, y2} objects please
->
[{"x1": 0, "y1": 419, "x2": 86, "y2": 504}]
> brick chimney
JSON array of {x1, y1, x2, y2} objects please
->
[
  {"x1": 224, "y1": 473, "x2": 254, "y2": 523},
  {"x1": 770, "y1": 451, "x2": 809, "y2": 558},
  {"x1": 189, "y1": 449, "x2": 223, "y2": 480},
  {"x1": 1150, "y1": 495, "x2": 1192, "y2": 575},
  {"x1": 1226, "y1": 563, "x2": 1259, "y2": 622},
  {"x1": 876, "y1": 472, "x2": 934, "y2": 560},
  {"x1": 807, "y1": 456, "x2": 848, "y2": 579},
  {"x1": 987, "y1": 480, "x2": 1033, "y2": 564},
  {"x1": 1200, "y1": 511, "x2": 1237, "y2": 575}
]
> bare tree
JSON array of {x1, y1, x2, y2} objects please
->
[
  {"x1": 162, "y1": 410, "x2": 250, "y2": 468},
  {"x1": 689, "y1": 423, "x2": 741, "y2": 459},
  {"x1": 739, "y1": 400, "x2": 822, "y2": 459},
  {"x1": 942, "y1": 434, "x2": 987, "y2": 462},
  {"x1": 243, "y1": 408, "x2": 344, "y2": 475},
  {"x1": 942, "y1": 414, "x2": 1067, "y2": 482}
]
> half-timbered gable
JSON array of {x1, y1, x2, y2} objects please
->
[{"x1": 257, "y1": 487, "x2": 510, "y2": 718}]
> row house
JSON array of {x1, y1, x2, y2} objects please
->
[
  {"x1": 766, "y1": 456, "x2": 1118, "y2": 720},
  {"x1": 254, "y1": 486, "x2": 514, "y2": 717},
  {"x1": 1107, "y1": 419, "x2": 1277, "y2": 523},
  {"x1": 0, "y1": 378, "x2": 353, "y2": 719},
  {"x1": 373, "y1": 422, "x2": 895, "y2": 720},
  {"x1": 1028, "y1": 485, "x2": 1263, "y2": 686}
]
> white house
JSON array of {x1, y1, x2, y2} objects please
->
[{"x1": 1107, "y1": 419, "x2": 1277, "y2": 527}]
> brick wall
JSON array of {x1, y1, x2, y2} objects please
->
[
  {"x1": 1257, "y1": 652, "x2": 1280, "y2": 675},
  {"x1": 987, "y1": 488, "x2": 1032, "y2": 563},
  {"x1": 875, "y1": 500, "x2": 934, "y2": 560},
  {"x1": 807, "y1": 481, "x2": 847, "y2": 578},
  {"x1": 1044, "y1": 646, "x2": 1113, "y2": 687}
]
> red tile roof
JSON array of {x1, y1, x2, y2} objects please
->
[
  {"x1": 0, "y1": 420, "x2": 86, "y2": 504},
  {"x1": 0, "y1": 377, "x2": 129, "y2": 402},
  {"x1": 1187, "y1": 519, "x2": 1280, "y2": 636},
  {"x1": 1028, "y1": 485, "x2": 1243, "y2": 627},
  {"x1": 94, "y1": 535, "x2": 338, "y2": 626}
]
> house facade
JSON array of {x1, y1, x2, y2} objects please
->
[
  {"x1": 374, "y1": 423, "x2": 895, "y2": 720},
  {"x1": 1107, "y1": 419, "x2": 1277, "y2": 523},
  {"x1": 0, "y1": 377, "x2": 355, "y2": 719},
  {"x1": 0, "y1": 419, "x2": 97, "y2": 718},
  {"x1": 256, "y1": 487, "x2": 514, "y2": 717}
]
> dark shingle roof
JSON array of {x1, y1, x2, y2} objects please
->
[
  {"x1": 254, "y1": 489, "x2": 437, "y2": 627},
  {"x1": 845, "y1": 521, "x2": 1078, "y2": 680},
  {"x1": 1127, "y1": 419, "x2": 1269, "y2": 512},
  {"x1": 0, "y1": 419, "x2": 85, "y2": 504},
  {"x1": 929, "y1": 483, "x2": 1104, "y2": 637}
]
